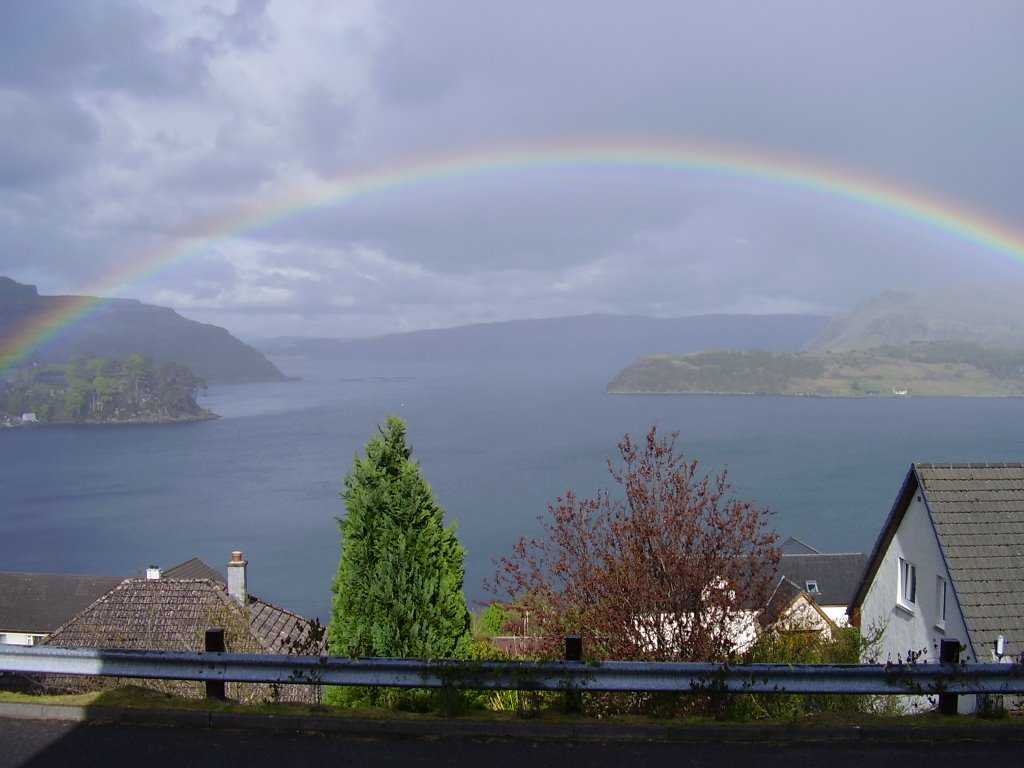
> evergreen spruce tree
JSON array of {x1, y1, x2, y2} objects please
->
[{"x1": 327, "y1": 415, "x2": 470, "y2": 706}]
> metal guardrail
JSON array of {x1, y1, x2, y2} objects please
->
[{"x1": 2, "y1": 645, "x2": 1023, "y2": 696}]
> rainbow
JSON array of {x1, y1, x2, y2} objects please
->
[{"x1": 3, "y1": 138, "x2": 1024, "y2": 373}]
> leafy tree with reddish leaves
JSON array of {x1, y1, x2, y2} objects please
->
[{"x1": 490, "y1": 426, "x2": 780, "y2": 663}]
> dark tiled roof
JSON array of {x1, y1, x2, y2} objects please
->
[
  {"x1": 248, "y1": 597, "x2": 320, "y2": 654},
  {"x1": 773, "y1": 552, "x2": 869, "y2": 608},
  {"x1": 163, "y1": 557, "x2": 226, "y2": 584},
  {"x1": 0, "y1": 573, "x2": 125, "y2": 634},
  {"x1": 915, "y1": 463, "x2": 1024, "y2": 658},
  {"x1": 45, "y1": 578, "x2": 320, "y2": 654}
]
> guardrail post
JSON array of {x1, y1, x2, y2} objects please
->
[
  {"x1": 205, "y1": 628, "x2": 226, "y2": 700},
  {"x1": 938, "y1": 638, "x2": 960, "y2": 715},
  {"x1": 564, "y1": 636, "x2": 583, "y2": 713},
  {"x1": 565, "y1": 636, "x2": 582, "y2": 661}
]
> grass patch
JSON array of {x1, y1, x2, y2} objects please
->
[{"x1": 2, "y1": 687, "x2": 1022, "y2": 730}]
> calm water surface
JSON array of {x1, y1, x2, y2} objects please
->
[{"x1": 3, "y1": 357, "x2": 1022, "y2": 621}]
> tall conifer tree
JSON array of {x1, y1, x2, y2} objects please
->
[{"x1": 327, "y1": 416, "x2": 469, "y2": 705}]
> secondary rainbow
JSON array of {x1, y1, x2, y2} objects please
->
[{"x1": 4, "y1": 139, "x2": 1024, "y2": 373}]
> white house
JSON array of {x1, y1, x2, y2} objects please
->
[
  {"x1": 849, "y1": 463, "x2": 1024, "y2": 713},
  {"x1": 771, "y1": 538, "x2": 868, "y2": 630},
  {"x1": 760, "y1": 579, "x2": 839, "y2": 637}
]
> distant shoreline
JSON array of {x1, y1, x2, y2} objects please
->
[
  {"x1": 605, "y1": 389, "x2": 1024, "y2": 399},
  {"x1": 0, "y1": 411, "x2": 219, "y2": 429}
]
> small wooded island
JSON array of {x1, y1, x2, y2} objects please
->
[
  {"x1": 0, "y1": 354, "x2": 217, "y2": 427},
  {"x1": 607, "y1": 341, "x2": 1024, "y2": 397}
]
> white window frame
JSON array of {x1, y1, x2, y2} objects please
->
[
  {"x1": 935, "y1": 575, "x2": 947, "y2": 630},
  {"x1": 805, "y1": 580, "x2": 820, "y2": 594},
  {"x1": 898, "y1": 557, "x2": 917, "y2": 609}
]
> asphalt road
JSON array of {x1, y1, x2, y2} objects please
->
[{"x1": 4, "y1": 717, "x2": 1024, "y2": 768}]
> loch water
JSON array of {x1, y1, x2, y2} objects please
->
[{"x1": 3, "y1": 356, "x2": 1022, "y2": 622}]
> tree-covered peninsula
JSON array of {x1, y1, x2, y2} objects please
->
[
  {"x1": 0, "y1": 354, "x2": 217, "y2": 426},
  {"x1": 607, "y1": 342, "x2": 1024, "y2": 397}
]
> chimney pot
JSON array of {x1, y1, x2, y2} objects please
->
[{"x1": 227, "y1": 551, "x2": 248, "y2": 605}]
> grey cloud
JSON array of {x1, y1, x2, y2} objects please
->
[
  {"x1": 367, "y1": 2, "x2": 1024, "y2": 202},
  {"x1": 0, "y1": 1, "x2": 210, "y2": 96},
  {"x1": 161, "y1": 137, "x2": 277, "y2": 197},
  {"x1": 2, "y1": 1, "x2": 1022, "y2": 339},
  {"x1": 0, "y1": 91, "x2": 98, "y2": 186},
  {"x1": 290, "y1": 83, "x2": 357, "y2": 175},
  {"x1": 266, "y1": 168, "x2": 706, "y2": 275},
  {"x1": 213, "y1": 0, "x2": 276, "y2": 50}
]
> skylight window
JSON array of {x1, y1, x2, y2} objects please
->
[{"x1": 805, "y1": 580, "x2": 820, "y2": 594}]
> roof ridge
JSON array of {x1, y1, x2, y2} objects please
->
[
  {"x1": 0, "y1": 571, "x2": 123, "y2": 579},
  {"x1": 916, "y1": 461, "x2": 1024, "y2": 469},
  {"x1": 780, "y1": 551, "x2": 866, "y2": 557}
]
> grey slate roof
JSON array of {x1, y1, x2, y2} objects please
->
[
  {"x1": 45, "y1": 578, "x2": 320, "y2": 654},
  {"x1": 774, "y1": 552, "x2": 869, "y2": 608},
  {"x1": 918, "y1": 463, "x2": 1024, "y2": 658},
  {"x1": 852, "y1": 462, "x2": 1024, "y2": 659},
  {"x1": 0, "y1": 573, "x2": 125, "y2": 635},
  {"x1": 779, "y1": 537, "x2": 822, "y2": 555}
]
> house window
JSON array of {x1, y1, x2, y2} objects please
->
[
  {"x1": 899, "y1": 557, "x2": 917, "y2": 607},
  {"x1": 805, "y1": 580, "x2": 820, "y2": 594},
  {"x1": 935, "y1": 576, "x2": 947, "y2": 629}
]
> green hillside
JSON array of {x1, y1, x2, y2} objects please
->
[
  {"x1": 608, "y1": 342, "x2": 1024, "y2": 397},
  {"x1": 0, "y1": 277, "x2": 287, "y2": 383}
]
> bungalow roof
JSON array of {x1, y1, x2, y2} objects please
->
[
  {"x1": 45, "y1": 577, "x2": 319, "y2": 654},
  {"x1": 0, "y1": 572, "x2": 125, "y2": 635}
]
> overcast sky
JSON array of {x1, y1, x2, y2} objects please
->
[{"x1": 2, "y1": 1, "x2": 1023, "y2": 339}]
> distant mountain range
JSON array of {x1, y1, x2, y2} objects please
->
[
  {"x1": 805, "y1": 283, "x2": 1024, "y2": 352},
  {"x1": 260, "y1": 283, "x2": 1024, "y2": 377},
  {"x1": 610, "y1": 283, "x2": 1024, "y2": 397},
  {"x1": 0, "y1": 277, "x2": 286, "y2": 383},
  {"x1": 258, "y1": 313, "x2": 831, "y2": 377},
  {"x1": 5, "y1": 275, "x2": 1018, "y2": 393}
]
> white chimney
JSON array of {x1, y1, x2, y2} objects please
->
[
  {"x1": 146, "y1": 565, "x2": 161, "y2": 580},
  {"x1": 227, "y1": 550, "x2": 248, "y2": 605}
]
